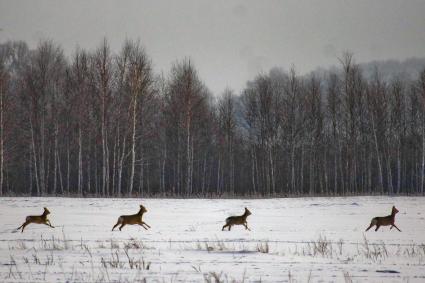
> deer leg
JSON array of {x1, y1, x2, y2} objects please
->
[
  {"x1": 222, "y1": 224, "x2": 228, "y2": 231},
  {"x1": 119, "y1": 224, "x2": 126, "y2": 231},
  {"x1": 365, "y1": 223, "x2": 374, "y2": 231},
  {"x1": 21, "y1": 222, "x2": 29, "y2": 233},
  {"x1": 142, "y1": 222, "x2": 151, "y2": 229},
  {"x1": 43, "y1": 222, "x2": 52, "y2": 228},
  {"x1": 112, "y1": 222, "x2": 120, "y2": 231},
  {"x1": 138, "y1": 223, "x2": 148, "y2": 230},
  {"x1": 228, "y1": 225, "x2": 231, "y2": 231},
  {"x1": 392, "y1": 224, "x2": 401, "y2": 232},
  {"x1": 244, "y1": 222, "x2": 251, "y2": 231},
  {"x1": 46, "y1": 220, "x2": 55, "y2": 228},
  {"x1": 375, "y1": 225, "x2": 380, "y2": 231}
]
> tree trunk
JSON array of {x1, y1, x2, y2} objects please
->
[
  {"x1": 53, "y1": 123, "x2": 58, "y2": 195},
  {"x1": 421, "y1": 127, "x2": 425, "y2": 194},
  {"x1": 396, "y1": 143, "x2": 401, "y2": 194},
  {"x1": 290, "y1": 144, "x2": 296, "y2": 194},
  {"x1": 78, "y1": 126, "x2": 83, "y2": 196},
  {"x1": 57, "y1": 147, "x2": 64, "y2": 195},
  {"x1": 216, "y1": 157, "x2": 221, "y2": 195},
  {"x1": 129, "y1": 96, "x2": 137, "y2": 196},
  {"x1": 30, "y1": 119, "x2": 40, "y2": 196},
  {"x1": 371, "y1": 114, "x2": 384, "y2": 193},
  {"x1": 67, "y1": 139, "x2": 70, "y2": 195},
  {"x1": 118, "y1": 134, "x2": 126, "y2": 197},
  {"x1": 0, "y1": 81, "x2": 3, "y2": 196}
]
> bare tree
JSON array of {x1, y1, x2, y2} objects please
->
[
  {"x1": 217, "y1": 89, "x2": 237, "y2": 194},
  {"x1": 90, "y1": 39, "x2": 114, "y2": 196},
  {"x1": 117, "y1": 40, "x2": 153, "y2": 196},
  {"x1": 2, "y1": 39, "x2": 425, "y2": 197}
]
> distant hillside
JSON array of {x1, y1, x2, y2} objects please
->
[
  {"x1": 359, "y1": 57, "x2": 425, "y2": 81},
  {"x1": 312, "y1": 57, "x2": 425, "y2": 82}
]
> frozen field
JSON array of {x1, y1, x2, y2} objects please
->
[{"x1": 0, "y1": 197, "x2": 424, "y2": 282}]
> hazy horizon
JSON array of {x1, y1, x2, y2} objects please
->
[{"x1": 1, "y1": 0, "x2": 425, "y2": 95}]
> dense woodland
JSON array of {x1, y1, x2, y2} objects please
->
[{"x1": 0, "y1": 39, "x2": 424, "y2": 197}]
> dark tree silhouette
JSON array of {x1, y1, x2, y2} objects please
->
[{"x1": 0, "y1": 39, "x2": 424, "y2": 196}]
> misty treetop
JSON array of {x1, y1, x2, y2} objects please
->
[{"x1": 0, "y1": 39, "x2": 424, "y2": 197}]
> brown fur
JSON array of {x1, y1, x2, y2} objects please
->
[
  {"x1": 366, "y1": 206, "x2": 401, "y2": 232},
  {"x1": 17, "y1": 207, "x2": 54, "y2": 233},
  {"x1": 222, "y1": 207, "x2": 251, "y2": 231},
  {"x1": 112, "y1": 205, "x2": 150, "y2": 231}
]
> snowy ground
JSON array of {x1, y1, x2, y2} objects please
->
[{"x1": 0, "y1": 197, "x2": 424, "y2": 282}]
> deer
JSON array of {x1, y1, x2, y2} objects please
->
[
  {"x1": 17, "y1": 207, "x2": 55, "y2": 233},
  {"x1": 112, "y1": 204, "x2": 151, "y2": 231},
  {"x1": 222, "y1": 207, "x2": 252, "y2": 231},
  {"x1": 365, "y1": 206, "x2": 401, "y2": 232}
]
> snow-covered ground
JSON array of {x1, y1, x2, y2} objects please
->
[{"x1": 0, "y1": 197, "x2": 424, "y2": 282}]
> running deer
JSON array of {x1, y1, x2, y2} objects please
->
[
  {"x1": 222, "y1": 207, "x2": 252, "y2": 231},
  {"x1": 17, "y1": 207, "x2": 55, "y2": 233},
  {"x1": 112, "y1": 204, "x2": 151, "y2": 231},
  {"x1": 365, "y1": 206, "x2": 401, "y2": 232}
]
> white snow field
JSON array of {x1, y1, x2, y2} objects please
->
[{"x1": 0, "y1": 197, "x2": 424, "y2": 282}]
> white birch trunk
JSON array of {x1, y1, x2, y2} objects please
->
[{"x1": 129, "y1": 97, "x2": 137, "y2": 196}]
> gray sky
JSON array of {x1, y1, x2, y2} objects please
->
[{"x1": 1, "y1": 0, "x2": 425, "y2": 95}]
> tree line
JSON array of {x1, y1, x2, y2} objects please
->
[{"x1": 0, "y1": 39, "x2": 424, "y2": 197}]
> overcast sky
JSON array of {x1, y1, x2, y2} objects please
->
[{"x1": 1, "y1": 0, "x2": 425, "y2": 95}]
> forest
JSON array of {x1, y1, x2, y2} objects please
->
[{"x1": 0, "y1": 39, "x2": 424, "y2": 197}]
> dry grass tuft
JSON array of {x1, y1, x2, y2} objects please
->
[{"x1": 256, "y1": 241, "x2": 269, "y2": 253}]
